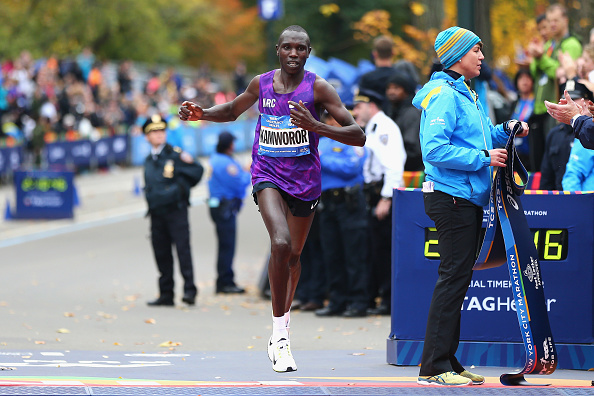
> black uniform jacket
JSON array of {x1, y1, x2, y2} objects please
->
[{"x1": 144, "y1": 144, "x2": 204, "y2": 216}]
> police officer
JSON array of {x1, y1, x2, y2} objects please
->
[
  {"x1": 208, "y1": 131, "x2": 250, "y2": 294},
  {"x1": 351, "y1": 88, "x2": 406, "y2": 316},
  {"x1": 143, "y1": 114, "x2": 204, "y2": 306},
  {"x1": 315, "y1": 111, "x2": 369, "y2": 317}
]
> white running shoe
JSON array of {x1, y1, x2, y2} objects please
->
[{"x1": 268, "y1": 337, "x2": 297, "y2": 372}]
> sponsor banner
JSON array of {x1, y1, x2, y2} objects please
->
[{"x1": 13, "y1": 170, "x2": 75, "y2": 219}]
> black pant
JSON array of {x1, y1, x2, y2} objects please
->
[
  {"x1": 419, "y1": 191, "x2": 482, "y2": 376},
  {"x1": 150, "y1": 205, "x2": 197, "y2": 298},
  {"x1": 209, "y1": 199, "x2": 239, "y2": 290},
  {"x1": 319, "y1": 188, "x2": 369, "y2": 311}
]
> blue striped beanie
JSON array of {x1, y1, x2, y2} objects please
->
[{"x1": 434, "y1": 26, "x2": 481, "y2": 69}]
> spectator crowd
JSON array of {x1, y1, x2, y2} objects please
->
[{"x1": 0, "y1": 49, "x2": 243, "y2": 167}]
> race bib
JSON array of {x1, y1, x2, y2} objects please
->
[{"x1": 258, "y1": 114, "x2": 310, "y2": 157}]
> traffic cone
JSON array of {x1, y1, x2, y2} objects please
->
[
  {"x1": 4, "y1": 198, "x2": 12, "y2": 220},
  {"x1": 133, "y1": 176, "x2": 142, "y2": 196}
]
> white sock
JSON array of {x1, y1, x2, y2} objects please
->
[
  {"x1": 284, "y1": 311, "x2": 290, "y2": 330},
  {"x1": 272, "y1": 315, "x2": 288, "y2": 341}
]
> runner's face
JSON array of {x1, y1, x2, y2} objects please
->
[{"x1": 276, "y1": 31, "x2": 310, "y2": 74}]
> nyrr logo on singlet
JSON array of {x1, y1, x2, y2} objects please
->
[
  {"x1": 258, "y1": 114, "x2": 310, "y2": 157},
  {"x1": 263, "y1": 98, "x2": 276, "y2": 108}
]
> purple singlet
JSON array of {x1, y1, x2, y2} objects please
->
[{"x1": 251, "y1": 69, "x2": 321, "y2": 201}]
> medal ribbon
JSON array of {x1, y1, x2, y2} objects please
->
[{"x1": 474, "y1": 124, "x2": 557, "y2": 386}]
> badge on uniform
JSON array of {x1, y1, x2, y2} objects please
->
[
  {"x1": 379, "y1": 134, "x2": 389, "y2": 145},
  {"x1": 163, "y1": 159, "x2": 174, "y2": 178}
]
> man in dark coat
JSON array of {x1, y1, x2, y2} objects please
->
[
  {"x1": 143, "y1": 114, "x2": 204, "y2": 306},
  {"x1": 386, "y1": 71, "x2": 423, "y2": 171}
]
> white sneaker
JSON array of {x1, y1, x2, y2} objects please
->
[{"x1": 268, "y1": 337, "x2": 297, "y2": 372}]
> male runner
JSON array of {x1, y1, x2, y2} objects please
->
[{"x1": 178, "y1": 25, "x2": 365, "y2": 372}]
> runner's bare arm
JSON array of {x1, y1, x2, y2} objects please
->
[
  {"x1": 179, "y1": 76, "x2": 260, "y2": 122},
  {"x1": 288, "y1": 77, "x2": 365, "y2": 147}
]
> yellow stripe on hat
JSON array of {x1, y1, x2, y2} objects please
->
[
  {"x1": 421, "y1": 86, "x2": 442, "y2": 109},
  {"x1": 436, "y1": 29, "x2": 467, "y2": 57}
]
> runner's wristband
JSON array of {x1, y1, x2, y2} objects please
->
[{"x1": 482, "y1": 149, "x2": 489, "y2": 157}]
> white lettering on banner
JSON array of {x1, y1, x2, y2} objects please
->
[
  {"x1": 524, "y1": 210, "x2": 548, "y2": 216},
  {"x1": 468, "y1": 280, "x2": 486, "y2": 288},
  {"x1": 486, "y1": 280, "x2": 511, "y2": 288},
  {"x1": 113, "y1": 137, "x2": 126, "y2": 153},
  {"x1": 49, "y1": 146, "x2": 66, "y2": 162},
  {"x1": 72, "y1": 143, "x2": 92, "y2": 158},
  {"x1": 462, "y1": 296, "x2": 515, "y2": 311},
  {"x1": 24, "y1": 195, "x2": 64, "y2": 208},
  {"x1": 547, "y1": 299, "x2": 556, "y2": 310},
  {"x1": 95, "y1": 142, "x2": 109, "y2": 157},
  {"x1": 9, "y1": 150, "x2": 19, "y2": 169}
]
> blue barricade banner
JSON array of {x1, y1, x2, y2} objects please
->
[
  {"x1": 45, "y1": 136, "x2": 128, "y2": 167},
  {"x1": 0, "y1": 146, "x2": 23, "y2": 176},
  {"x1": 13, "y1": 170, "x2": 75, "y2": 219}
]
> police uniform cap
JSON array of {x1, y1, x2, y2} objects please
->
[
  {"x1": 353, "y1": 88, "x2": 384, "y2": 107},
  {"x1": 143, "y1": 114, "x2": 168, "y2": 134},
  {"x1": 216, "y1": 131, "x2": 236, "y2": 153},
  {"x1": 560, "y1": 79, "x2": 593, "y2": 101}
]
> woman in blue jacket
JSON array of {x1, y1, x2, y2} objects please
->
[
  {"x1": 562, "y1": 139, "x2": 594, "y2": 191},
  {"x1": 412, "y1": 26, "x2": 529, "y2": 387}
]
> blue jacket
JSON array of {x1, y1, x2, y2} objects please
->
[
  {"x1": 573, "y1": 115, "x2": 594, "y2": 150},
  {"x1": 318, "y1": 136, "x2": 366, "y2": 191},
  {"x1": 208, "y1": 152, "x2": 251, "y2": 200},
  {"x1": 412, "y1": 71, "x2": 510, "y2": 206},
  {"x1": 562, "y1": 139, "x2": 594, "y2": 191}
]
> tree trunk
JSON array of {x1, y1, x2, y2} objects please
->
[{"x1": 474, "y1": 0, "x2": 492, "y2": 63}]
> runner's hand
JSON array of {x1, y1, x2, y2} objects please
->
[
  {"x1": 179, "y1": 101, "x2": 203, "y2": 121},
  {"x1": 288, "y1": 100, "x2": 319, "y2": 131}
]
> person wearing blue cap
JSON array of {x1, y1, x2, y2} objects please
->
[
  {"x1": 412, "y1": 26, "x2": 529, "y2": 386},
  {"x1": 207, "y1": 131, "x2": 250, "y2": 294}
]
